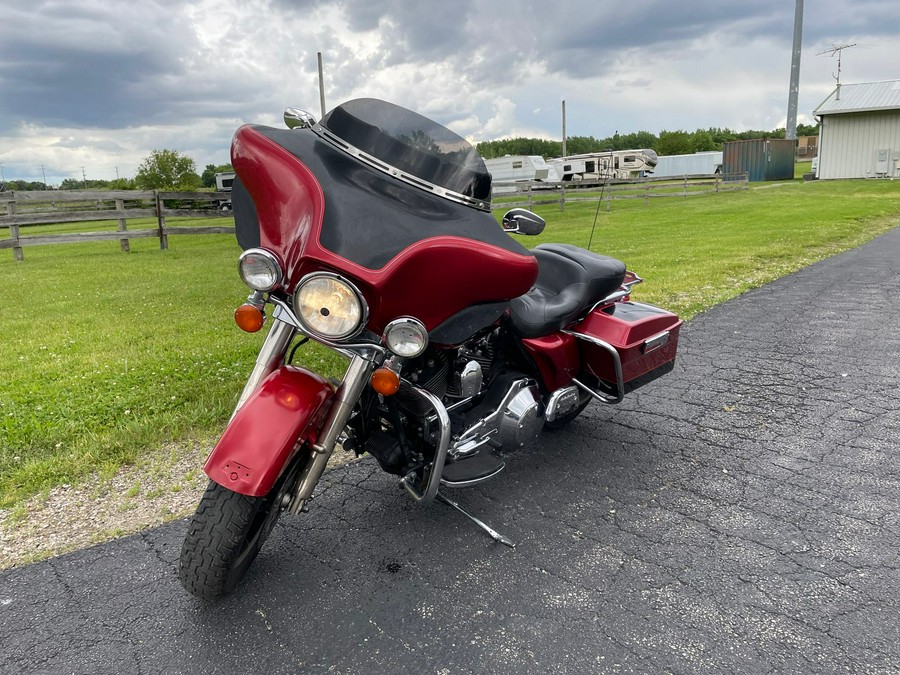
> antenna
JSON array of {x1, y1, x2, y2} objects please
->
[{"x1": 817, "y1": 43, "x2": 857, "y2": 99}]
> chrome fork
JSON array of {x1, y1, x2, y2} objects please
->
[
  {"x1": 287, "y1": 353, "x2": 375, "y2": 514},
  {"x1": 231, "y1": 318, "x2": 297, "y2": 419}
]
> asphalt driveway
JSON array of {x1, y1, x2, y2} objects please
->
[{"x1": 2, "y1": 227, "x2": 899, "y2": 674}]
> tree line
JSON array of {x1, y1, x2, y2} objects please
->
[
  {"x1": 475, "y1": 123, "x2": 819, "y2": 159},
  {"x1": 3, "y1": 121, "x2": 818, "y2": 191},
  {"x1": 2, "y1": 151, "x2": 233, "y2": 192}
]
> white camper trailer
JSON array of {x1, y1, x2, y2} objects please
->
[
  {"x1": 652, "y1": 151, "x2": 722, "y2": 178},
  {"x1": 549, "y1": 149, "x2": 658, "y2": 181},
  {"x1": 483, "y1": 155, "x2": 562, "y2": 193},
  {"x1": 215, "y1": 171, "x2": 235, "y2": 210}
]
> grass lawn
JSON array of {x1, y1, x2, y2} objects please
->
[{"x1": 2, "y1": 178, "x2": 899, "y2": 509}]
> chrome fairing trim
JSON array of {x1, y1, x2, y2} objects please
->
[{"x1": 308, "y1": 123, "x2": 491, "y2": 212}]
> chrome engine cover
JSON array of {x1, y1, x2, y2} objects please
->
[
  {"x1": 499, "y1": 385, "x2": 543, "y2": 448},
  {"x1": 450, "y1": 378, "x2": 545, "y2": 455}
]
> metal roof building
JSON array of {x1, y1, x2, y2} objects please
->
[{"x1": 813, "y1": 80, "x2": 900, "y2": 179}]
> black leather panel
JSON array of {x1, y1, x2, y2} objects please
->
[{"x1": 508, "y1": 244, "x2": 626, "y2": 338}]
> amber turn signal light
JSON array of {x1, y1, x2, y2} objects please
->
[
  {"x1": 370, "y1": 368, "x2": 401, "y2": 396},
  {"x1": 234, "y1": 303, "x2": 265, "y2": 332}
]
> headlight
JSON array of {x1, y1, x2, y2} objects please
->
[
  {"x1": 238, "y1": 249, "x2": 283, "y2": 291},
  {"x1": 384, "y1": 318, "x2": 428, "y2": 358},
  {"x1": 293, "y1": 273, "x2": 367, "y2": 340}
]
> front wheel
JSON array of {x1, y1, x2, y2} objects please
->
[{"x1": 178, "y1": 459, "x2": 301, "y2": 599}]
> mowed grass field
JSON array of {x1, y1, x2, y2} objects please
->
[{"x1": 1, "y1": 175, "x2": 898, "y2": 510}]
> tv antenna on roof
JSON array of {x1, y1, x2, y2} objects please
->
[{"x1": 817, "y1": 43, "x2": 857, "y2": 99}]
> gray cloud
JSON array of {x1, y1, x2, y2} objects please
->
[{"x1": 1, "y1": 0, "x2": 897, "y2": 185}]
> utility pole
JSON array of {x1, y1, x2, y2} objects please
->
[
  {"x1": 317, "y1": 52, "x2": 326, "y2": 119},
  {"x1": 82, "y1": 166, "x2": 87, "y2": 189},
  {"x1": 785, "y1": 0, "x2": 803, "y2": 140},
  {"x1": 40, "y1": 164, "x2": 47, "y2": 186},
  {"x1": 0, "y1": 162, "x2": 5, "y2": 182},
  {"x1": 561, "y1": 100, "x2": 567, "y2": 158}
]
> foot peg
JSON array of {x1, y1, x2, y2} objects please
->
[
  {"x1": 436, "y1": 492, "x2": 515, "y2": 548},
  {"x1": 441, "y1": 451, "x2": 505, "y2": 488}
]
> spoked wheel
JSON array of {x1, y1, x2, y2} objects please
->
[{"x1": 178, "y1": 457, "x2": 304, "y2": 599}]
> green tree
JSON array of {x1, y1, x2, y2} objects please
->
[
  {"x1": 3, "y1": 180, "x2": 49, "y2": 191},
  {"x1": 59, "y1": 178, "x2": 123, "y2": 190},
  {"x1": 690, "y1": 130, "x2": 717, "y2": 152},
  {"x1": 656, "y1": 130, "x2": 694, "y2": 156},
  {"x1": 135, "y1": 149, "x2": 201, "y2": 190}
]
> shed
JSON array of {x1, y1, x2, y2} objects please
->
[
  {"x1": 813, "y1": 80, "x2": 900, "y2": 179},
  {"x1": 722, "y1": 139, "x2": 795, "y2": 182}
]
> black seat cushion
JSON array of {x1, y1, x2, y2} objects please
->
[{"x1": 508, "y1": 244, "x2": 626, "y2": 338}]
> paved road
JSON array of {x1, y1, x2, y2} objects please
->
[{"x1": 3, "y1": 228, "x2": 899, "y2": 675}]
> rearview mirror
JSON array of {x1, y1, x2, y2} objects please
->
[
  {"x1": 284, "y1": 108, "x2": 316, "y2": 129},
  {"x1": 501, "y1": 208, "x2": 546, "y2": 236}
]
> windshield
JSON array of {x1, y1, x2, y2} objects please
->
[{"x1": 320, "y1": 98, "x2": 492, "y2": 204}]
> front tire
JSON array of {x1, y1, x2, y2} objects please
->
[{"x1": 178, "y1": 460, "x2": 300, "y2": 599}]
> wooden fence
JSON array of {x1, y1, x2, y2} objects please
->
[
  {"x1": 0, "y1": 189, "x2": 235, "y2": 260},
  {"x1": 490, "y1": 173, "x2": 749, "y2": 211},
  {"x1": 1, "y1": 174, "x2": 749, "y2": 260}
]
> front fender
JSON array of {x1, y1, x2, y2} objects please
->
[{"x1": 204, "y1": 366, "x2": 335, "y2": 497}]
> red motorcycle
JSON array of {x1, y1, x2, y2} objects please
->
[{"x1": 178, "y1": 98, "x2": 682, "y2": 598}]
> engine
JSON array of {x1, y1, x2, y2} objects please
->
[{"x1": 359, "y1": 330, "x2": 545, "y2": 477}]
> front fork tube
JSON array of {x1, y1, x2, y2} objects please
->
[
  {"x1": 287, "y1": 354, "x2": 375, "y2": 514},
  {"x1": 232, "y1": 319, "x2": 297, "y2": 420}
]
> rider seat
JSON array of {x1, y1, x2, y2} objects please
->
[{"x1": 508, "y1": 244, "x2": 626, "y2": 338}]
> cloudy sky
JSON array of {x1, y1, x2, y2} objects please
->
[{"x1": 1, "y1": 0, "x2": 897, "y2": 186}]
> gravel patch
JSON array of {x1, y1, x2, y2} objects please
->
[{"x1": 0, "y1": 442, "x2": 356, "y2": 569}]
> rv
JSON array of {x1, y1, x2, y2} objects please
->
[
  {"x1": 215, "y1": 171, "x2": 235, "y2": 210},
  {"x1": 549, "y1": 149, "x2": 658, "y2": 181},
  {"x1": 483, "y1": 155, "x2": 562, "y2": 193}
]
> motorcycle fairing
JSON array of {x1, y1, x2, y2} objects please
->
[
  {"x1": 251, "y1": 125, "x2": 528, "y2": 270},
  {"x1": 204, "y1": 366, "x2": 334, "y2": 497},
  {"x1": 231, "y1": 125, "x2": 539, "y2": 334}
]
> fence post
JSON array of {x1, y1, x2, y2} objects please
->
[
  {"x1": 715, "y1": 174, "x2": 720, "y2": 194},
  {"x1": 7, "y1": 200, "x2": 23, "y2": 261},
  {"x1": 155, "y1": 191, "x2": 168, "y2": 250},
  {"x1": 683, "y1": 176, "x2": 688, "y2": 198},
  {"x1": 527, "y1": 183, "x2": 533, "y2": 211},
  {"x1": 644, "y1": 180, "x2": 650, "y2": 205},
  {"x1": 558, "y1": 183, "x2": 565, "y2": 212},
  {"x1": 116, "y1": 198, "x2": 130, "y2": 253}
]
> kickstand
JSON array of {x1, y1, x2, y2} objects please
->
[{"x1": 436, "y1": 492, "x2": 516, "y2": 548}]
